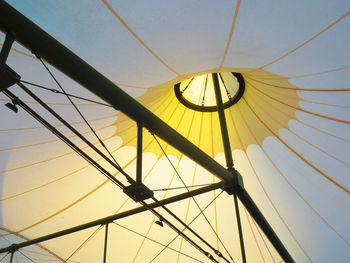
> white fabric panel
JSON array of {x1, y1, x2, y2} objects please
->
[
  {"x1": 297, "y1": 90, "x2": 350, "y2": 107},
  {"x1": 224, "y1": 0, "x2": 350, "y2": 69},
  {"x1": 7, "y1": 0, "x2": 177, "y2": 87},
  {"x1": 279, "y1": 128, "x2": 350, "y2": 189},
  {"x1": 108, "y1": 0, "x2": 237, "y2": 74},
  {"x1": 266, "y1": 13, "x2": 350, "y2": 76},
  {"x1": 263, "y1": 136, "x2": 350, "y2": 263},
  {"x1": 290, "y1": 68, "x2": 350, "y2": 90},
  {"x1": 244, "y1": 144, "x2": 308, "y2": 262},
  {"x1": 299, "y1": 101, "x2": 350, "y2": 122},
  {"x1": 288, "y1": 120, "x2": 350, "y2": 164},
  {"x1": 295, "y1": 111, "x2": 350, "y2": 141},
  {"x1": 221, "y1": 149, "x2": 284, "y2": 263}
]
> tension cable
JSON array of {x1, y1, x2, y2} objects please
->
[
  {"x1": 36, "y1": 55, "x2": 122, "y2": 169},
  {"x1": 151, "y1": 133, "x2": 234, "y2": 262},
  {"x1": 64, "y1": 225, "x2": 103, "y2": 262},
  {"x1": 112, "y1": 222, "x2": 206, "y2": 263},
  {"x1": 20, "y1": 80, "x2": 113, "y2": 107},
  {"x1": 150, "y1": 190, "x2": 235, "y2": 263}
]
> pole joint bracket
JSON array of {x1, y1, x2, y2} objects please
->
[
  {"x1": 0, "y1": 64, "x2": 20, "y2": 92},
  {"x1": 123, "y1": 182, "x2": 154, "y2": 202},
  {"x1": 222, "y1": 168, "x2": 244, "y2": 195},
  {"x1": 7, "y1": 244, "x2": 18, "y2": 254}
]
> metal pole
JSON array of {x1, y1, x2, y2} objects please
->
[
  {"x1": 212, "y1": 73, "x2": 234, "y2": 170},
  {"x1": 0, "y1": 1, "x2": 234, "y2": 183},
  {"x1": 0, "y1": 31, "x2": 15, "y2": 64},
  {"x1": 234, "y1": 195, "x2": 247, "y2": 263},
  {"x1": 237, "y1": 189, "x2": 295, "y2": 263},
  {"x1": 9, "y1": 252, "x2": 14, "y2": 263},
  {"x1": 0, "y1": 181, "x2": 225, "y2": 254},
  {"x1": 103, "y1": 224, "x2": 109, "y2": 263},
  {"x1": 213, "y1": 72, "x2": 247, "y2": 262},
  {"x1": 136, "y1": 122, "x2": 143, "y2": 183}
]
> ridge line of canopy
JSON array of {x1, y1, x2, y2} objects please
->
[
  {"x1": 0, "y1": 114, "x2": 117, "y2": 132},
  {"x1": 246, "y1": 79, "x2": 350, "y2": 124},
  {"x1": 244, "y1": 207, "x2": 266, "y2": 262},
  {"x1": 245, "y1": 75, "x2": 350, "y2": 92},
  {"x1": 218, "y1": 0, "x2": 241, "y2": 70},
  {"x1": 0, "y1": 124, "x2": 113, "y2": 152},
  {"x1": 0, "y1": 98, "x2": 103, "y2": 107},
  {"x1": 260, "y1": 12, "x2": 350, "y2": 69},
  {"x1": 0, "y1": 42, "x2": 36, "y2": 59},
  {"x1": 101, "y1": 0, "x2": 180, "y2": 76},
  {"x1": 0, "y1": 134, "x2": 115, "y2": 175},
  {"x1": 251, "y1": 217, "x2": 277, "y2": 263},
  {"x1": 244, "y1": 78, "x2": 350, "y2": 109},
  {"x1": 288, "y1": 65, "x2": 350, "y2": 79}
]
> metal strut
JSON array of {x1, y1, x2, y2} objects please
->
[
  {"x1": 103, "y1": 224, "x2": 109, "y2": 263},
  {"x1": 9, "y1": 252, "x2": 14, "y2": 263},
  {"x1": 234, "y1": 194, "x2": 247, "y2": 263},
  {"x1": 136, "y1": 122, "x2": 143, "y2": 183},
  {"x1": 212, "y1": 72, "x2": 247, "y2": 263},
  {"x1": 212, "y1": 73, "x2": 234, "y2": 171}
]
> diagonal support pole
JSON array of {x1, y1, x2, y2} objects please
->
[
  {"x1": 212, "y1": 72, "x2": 247, "y2": 263},
  {"x1": 237, "y1": 189, "x2": 294, "y2": 263},
  {"x1": 212, "y1": 73, "x2": 234, "y2": 170},
  {"x1": 233, "y1": 194, "x2": 247, "y2": 263},
  {"x1": 9, "y1": 252, "x2": 14, "y2": 263},
  {"x1": 212, "y1": 73, "x2": 294, "y2": 263}
]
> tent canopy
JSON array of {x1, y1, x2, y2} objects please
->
[{"x1": 0, "y1": 0, "x2": 349, "y2": 262}]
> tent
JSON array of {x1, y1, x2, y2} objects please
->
[{"x1": 0, "y1": 0, "x2": 349, "y2": 262}]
